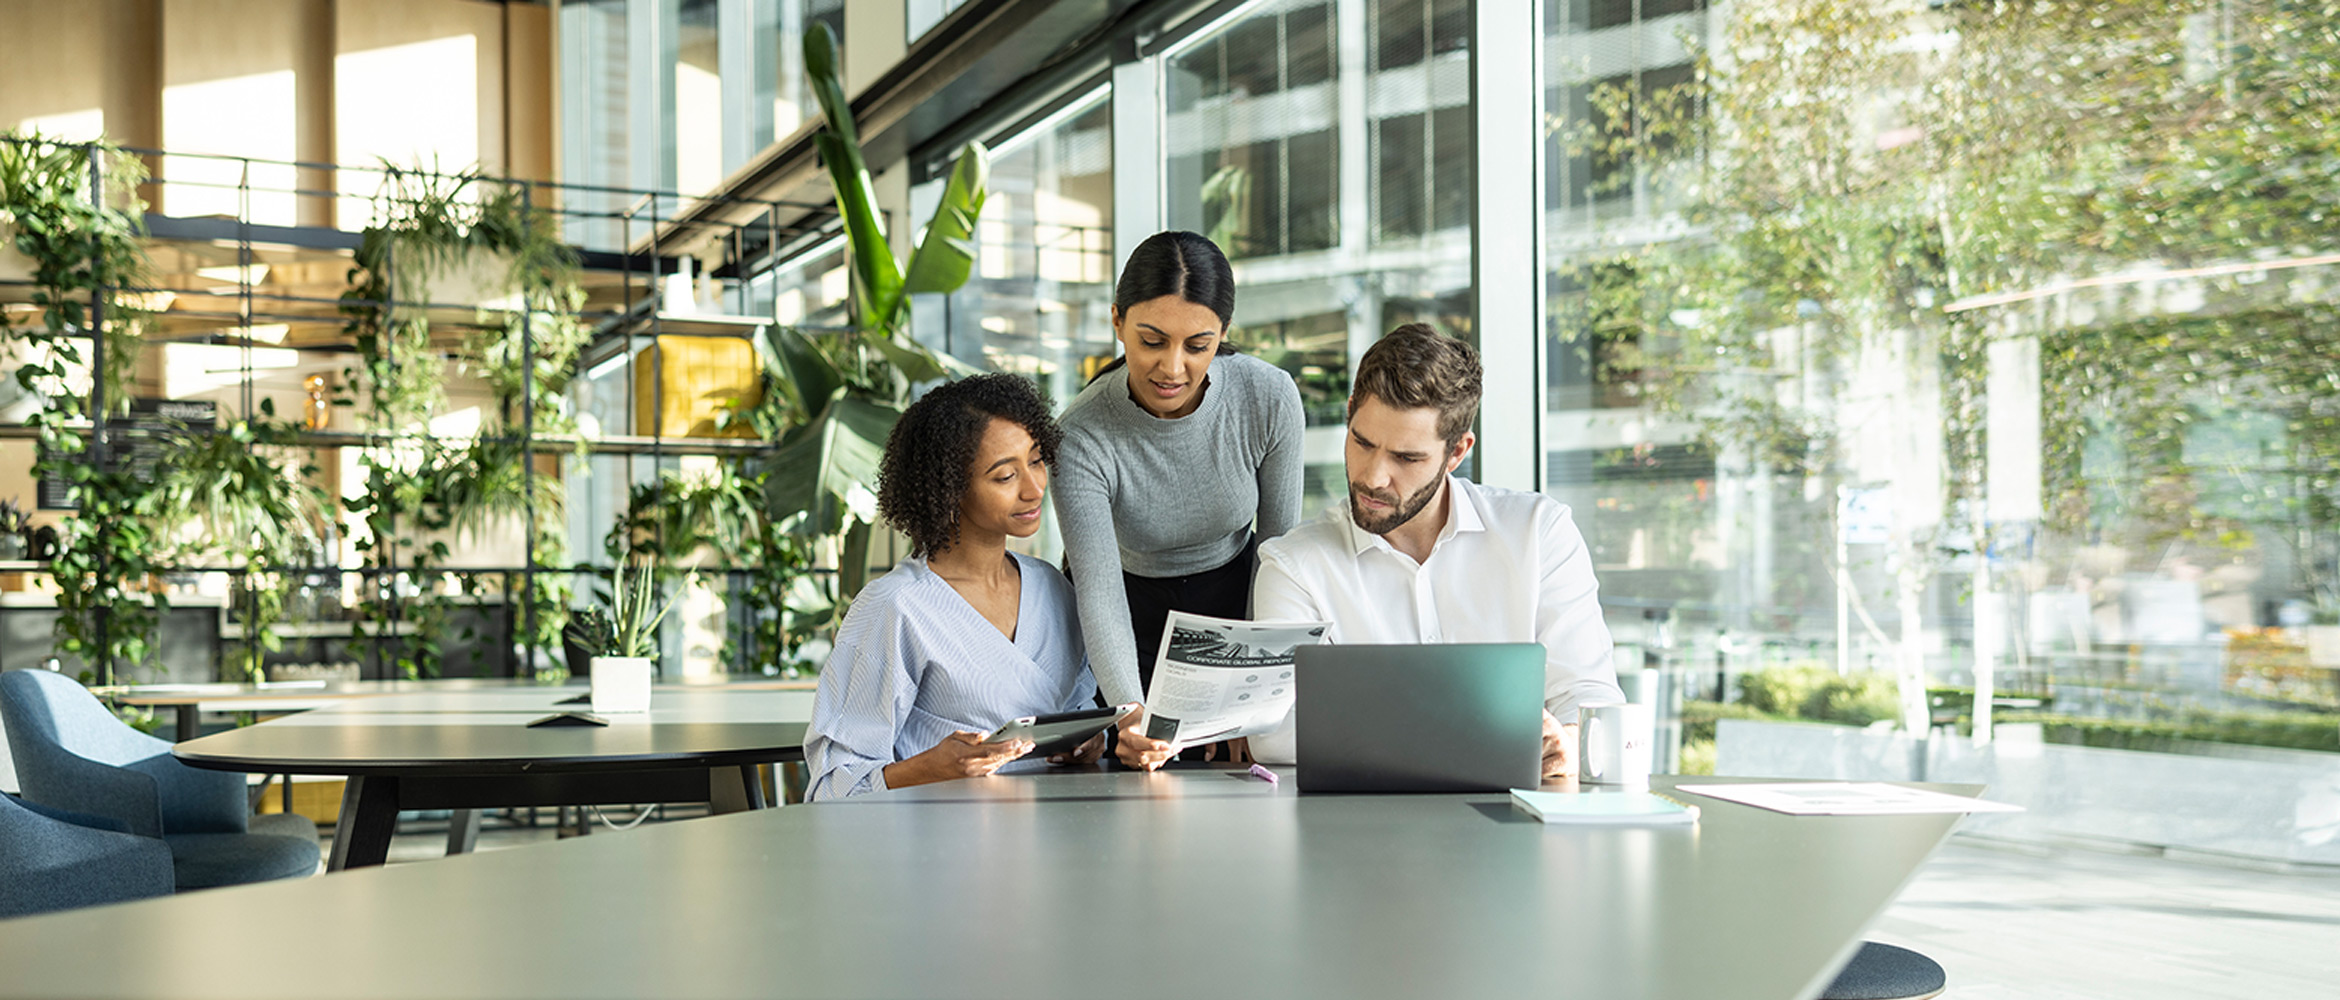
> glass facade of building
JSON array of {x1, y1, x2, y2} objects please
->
[
  {"x1": 559, "y1": 0, "x2": 843, "y2": 251},
  {"x1": 547, "y1": 0, "x2": 2340, "y2": 781},
  {"x1": 911, "y1": 92, "x2": 1115, "y2": 412},
  {"x1": 1541, "y1": 0, "x2": 2340, "y2": 768},
  {"x1": 1160, "y1": 0, "x2": 1477, "y2": 519}
]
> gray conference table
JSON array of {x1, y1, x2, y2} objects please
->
[
  {"x1": 0, "y1": 769, "x2": 1976, "y2": 999},
  {"x1": 169, "y1": 687, "x2": 813, "y2": 870}
]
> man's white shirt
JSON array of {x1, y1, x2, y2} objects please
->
[{"x1": 1247, "y1": 475, "x2": 1623, "y2": 764}]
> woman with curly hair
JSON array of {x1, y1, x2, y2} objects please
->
[{"x1": 802, "y1": 374, "x2": 1109, "y2": 800}]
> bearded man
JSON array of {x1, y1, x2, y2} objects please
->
[{"x1": 1246, "y1": 324, "x2": 1624, "y2": 779}]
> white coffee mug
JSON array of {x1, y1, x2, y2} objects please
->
[{"x1": 1578, "y1": 703, "x2": 1653, "y2": 786}]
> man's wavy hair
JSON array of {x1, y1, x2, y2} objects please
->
[
  {"x1": 877, "y1": 373, "x2": 1062, "y2": 558},
  {"x1": 1348, "y1": 323, "x2": 1482, "y2": 446}
]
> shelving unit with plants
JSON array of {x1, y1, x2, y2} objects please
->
[
  {"x1": 2, "y1": 135, "x2": 804, "y2": 684},
  {"x1": 0, "y1": 27, "x2": 997, "y2": 689}
]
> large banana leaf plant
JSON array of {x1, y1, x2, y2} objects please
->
[{"x1": 755, "y1": 21, "x2": 988, "y2": 602}]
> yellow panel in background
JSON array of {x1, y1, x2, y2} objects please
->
[
  {"x1": 633, "y1": 336, "x2": 763, "y2": 439},
  {"x1": 256, "y1": 777, "x2": 345, "y2": 826}
]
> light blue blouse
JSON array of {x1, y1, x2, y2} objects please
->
[{"x1": 802, "y1": 552, "x2": 1098, "y2": 801}]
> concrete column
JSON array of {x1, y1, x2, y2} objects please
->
[
  {"x1": 117, "y1": 1, "x2": 167, "y2": 168},
  {"x1": 294, "y1": 0, "x2": 335, "y2": 228},
  {"x1": 1468, "y1": 0, "x2": 1546, "y2": 490},
  {"x1": 1109, "y1": 57, "x2": 1160, "y2": 278},
  {"x1": 504, "y1": 1, "x2": 555, "y2": 184}
]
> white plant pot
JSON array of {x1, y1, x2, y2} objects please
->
[
  {"x1": 1, "y1": 221, "x2": 36, "y2": 282},
  {"x1": 2306, "y1": 625, "x2": 2340, "y2": 669},
  {"x1": 589, "y1": 656, "x2": 655, "y2": 714}
]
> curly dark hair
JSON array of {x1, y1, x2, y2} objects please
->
[{"x1": 878, "y1": 373, "x2": 1062, "y2": 558}]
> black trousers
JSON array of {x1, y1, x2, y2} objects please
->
[{"x1": 1123, "y1": 538, "x2": 1258, "y2": 762}]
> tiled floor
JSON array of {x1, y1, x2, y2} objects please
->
[
  {"x1": 355, "y1": 817, "x2": 2340, "y2": 998},
  {"x1": 1872, "y1": 838, "x2": 2340, "y2": 999},
  {"x1": 371, "y1": 807, "x2": 641, "y2": 864}
]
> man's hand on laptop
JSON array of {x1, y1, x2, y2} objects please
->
[
  {"x1": 1541, "y1": 712, "x2": 1578, "y2": 780},
  {"x1": 1114, "y1": 703, "x2": 1176, "y2": 771}
]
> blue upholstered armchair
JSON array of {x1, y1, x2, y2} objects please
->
[
  {"x1": 0, "y1": 669, "x2": 319, "y2": 891},
  {"x1": 0, "y1": 791, "x2": 174, "y2": 919}
]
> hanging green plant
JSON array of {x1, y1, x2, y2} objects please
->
[
  {"x1": 338, "y1": 164, "x2": 585, "y2": 679},
  {"x1": 341, "y1": 166, "x2": 588, "y2": 432},
  {"x1": 0, "y1": 132, "x2": 149, "y2": 411},
  {"x1": 149, "y1": 400, "x2": 329, "y2": 682},
  {"x1": 0, "y1": 131, "x2": 164, "y2": 684}
]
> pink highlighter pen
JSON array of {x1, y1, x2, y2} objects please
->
[{"x1": 1248, "y1": 763, "x2": 1278, "y2": 785}]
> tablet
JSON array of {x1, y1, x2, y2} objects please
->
[{"x1": 981, "y1": 704, "x2": 1133, "y2": 757}]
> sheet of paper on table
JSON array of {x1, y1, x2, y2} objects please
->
[{"x1": 1674, "y1": 782, "x2": 2025, "y2": 816}]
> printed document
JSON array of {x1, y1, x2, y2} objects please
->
[{"x1": 1143, "y1": 612, "x2": 1329, "y2": 750}]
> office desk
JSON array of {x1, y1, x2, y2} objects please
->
[
  {"x1": 0, "y1": 771, "x2": 1972, "y2": 999},
  {"x1": 98, "y1": 677, "x2": 818, "y2": 741},
  {"x1": 96, "y1": 678, "x2": 549, "y2": 741},
  {"x1": 171, "y1": 688, "x2": 812, "y2": 870}
]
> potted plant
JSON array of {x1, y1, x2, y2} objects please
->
[
  {"x1": 0, "y1": 499, "x2": 27, "y2": 560},
  {"x1": 580, "y1": 558, "x2": 682, "y2": 713},
  {"x1": 561, "y1": 605, "x2": 611, "y2": 680}
]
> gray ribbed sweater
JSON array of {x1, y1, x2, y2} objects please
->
[{"x1": 1052, "y1": 352, "x2": 1306, "y2": 706}]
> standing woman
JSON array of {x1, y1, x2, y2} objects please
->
[{"x1": 1052, "y1": 231, "x2": 1305, "y2": 768}]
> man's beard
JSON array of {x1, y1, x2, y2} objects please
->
[{"x1": 1348, "y1": 474, "x2": 1443, "y2": 536}]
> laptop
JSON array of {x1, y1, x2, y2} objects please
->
[{"x1": 1293, "y1": 643, "x2": 1546, "y2": 793}]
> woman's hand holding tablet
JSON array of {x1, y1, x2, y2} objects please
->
[{"x1": 980, "y1": 703, "x2": 1136, "y2": 760}]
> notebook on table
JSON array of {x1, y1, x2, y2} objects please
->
[{"x1": 1509, "y1": 788, "x2": 1699, "y2": 825}]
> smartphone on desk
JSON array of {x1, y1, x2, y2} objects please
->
[{"x1": 980, "y1": 704, "x2": 1134, "y2": 758}]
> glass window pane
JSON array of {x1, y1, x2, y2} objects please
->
[
  {"x1": 1366, "y1": 0, "x2": 1470, "y2": 251},
  {"x1": 1161, "y1": 0, "x2": 1471, "y2": 518},
  {"x1": 1224, "y1": 17, "x2": 1284, "y2": 97},
  {"x1": 1287, "y1": 4, "x2": 1335, "y2": 89},
  {"x1": 1374, "y1": 0, "x2": 1425, "y2": 72},
  {"x1": 675, "y1": 0, "x2": 722, "y2": 198},
  {"x1": 1374, "y1": 113, "x2": 1426, "y2": 241},
  {"x1": 1285, "y1": 128, "x2": 1337, "y2": 252},
  {"x1": 1165, "y1": 0, "x2": 1338, "y2": 262},
  {"x1": 907, "y1": 93, "x2": 1115, "y2": 558},
  {"x1": 907, "y1": 0, "x2": 968, "y2": 41},
  {"x1": 558, "y1": 0, "x2": 630, "y2": 252},
  {"x1": 562, "y1": 0, "x2": 843, "y2": 246},
  {"x1": 1429, "y1": 103, "x2": 1470, "y2": 232},
  {"x1": 1429, "y1": 0, "x2": 1469, "y2": 56},
  {"x1": 1539, "y1": 0, "x2": 2340, "y2": 841}
]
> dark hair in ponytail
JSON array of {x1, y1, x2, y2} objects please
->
[{"x1": 1091, "y1": 231, "x2": 1237, "y2": 383}]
